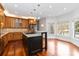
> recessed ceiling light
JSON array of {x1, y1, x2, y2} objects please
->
[
  {"x1": 64, "y1": 8, "x2": 67, "y2": 10},
  {"x1": 49, "y1": 5, "x2": 52, "y2": 8},
  {"x1": 14, "y1": 4, "x2": 18, "y2": 8},
  {"x1": 37, "y1": 17, "x2": 40, "y2": 19}
]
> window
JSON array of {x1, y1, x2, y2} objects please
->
[
  {"x1": 75, "y1": 21, "x2": 79, "y2": 38},
  {"x1": 57, "y1": 21, "x2": 69, "y2": 36}
]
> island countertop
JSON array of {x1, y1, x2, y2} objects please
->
[
  {"x1": 0, "y1": 32, "x2": 9, "y2": 38},
  {"x1": 22, "y1": 31, "x2": 47, "y2": 37},
  {"x1": 23, "y1": 33, "x2": 41, "y2": 37}
]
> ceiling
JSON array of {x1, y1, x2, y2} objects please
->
[{"x1": 1, "y1": 3, "x2": 79, "y2": 19}]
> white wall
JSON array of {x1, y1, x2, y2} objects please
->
[{"x1": 39, "y1": 17, "x2": 46, "y2": 31}]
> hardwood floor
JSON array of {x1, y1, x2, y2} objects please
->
[
  {"x1": 47, "y1": 39, "x2": 79, "y2": 56},
  {"x1": 1, "y1": 39, "x2": 79, "y2": 56},
  {"x1": 2, "y1": 40, "x2": 26, "y2": 56}
]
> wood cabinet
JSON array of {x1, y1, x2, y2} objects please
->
[
  {"x1": 1, "y1": 34, "x2": 9, "y2": 47},
  {"x1": 4, "y1": 16, "x2": 15, "y2": 28},
  {"x1": 7, "y1": 33, "x2": 14, "y2": 41},
  {"x1": 2, "y1": 16, "x2": 37, "y2": 28},
  {"x1": 21, "y1": 19, "x2": 29, "y2": 28},
  {"x1": 7, "y1": 32, "x2": 22, "y2": 41},
  {"x1": 1, "y1": 32, "x2": 22, "y2": 43},
  {"x1": 29, "y1": 19, "x2": 37, "y2": 25},
  {"x1": 0, "y1": 4, "x2": 5, "y2": 28},
  {"x1": 0, "y1": 4, "x2": 4, "y2": 16},
  {"x1": 13, "y1": 32, "x2": 22, "y2": 40}
]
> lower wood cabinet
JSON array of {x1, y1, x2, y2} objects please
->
[
  {"x1": 1, "y1": 35, "x2": 8, "y2": 46},
  {"x1": 1, "y1": 32, "x2": 22, "y2": 43},
  {"x1": 13, "y1": 32, "x2": 22, "y2": 40}
]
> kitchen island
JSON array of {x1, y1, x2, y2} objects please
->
[
  {"x1": 22, "y1": 31, "x2": 47, "y2": 56},
  {"x1": 22, "y1": 33, "x2": 43, "y2": 55}
]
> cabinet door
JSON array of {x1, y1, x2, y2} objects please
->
[
  {"x1": 0, "y1": 5, "x2": 4, "y2": 16},
  {"x1": 13, "y1": 32, "x2": 22, "y2": 40},
  {"x1": 27, "y1": 36, "x2": 42, "y2": 55},
  {"x1": 21, "y1": 19, "x2": 29, "y2": 28},
  {"x1": 0, "y1": 14, "x2": 5, "y2": 28},
  {"x1": 2, "y1": 34, "x2": 8, "y2": 46},
  {"x1": 5, "y1": 17, "x2": 15, "y2": 28},
  {"x1": 7, "y1": 33, "x2": 14, "y2": 41},
  {"x1": 5, "y1": 17, "x2": 11, "y2": 28},
  {"x1": 0, "y1": 16, "x2": 3, "y2": 28}
]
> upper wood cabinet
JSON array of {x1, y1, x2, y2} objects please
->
[
  {"x1": 0, "y1": 4, "x2": 4, "y2": 16},
  {"x1": 29, "y1": 19, "x2": 37, "y2": 25},
  {"x1": 4, "y1": 16, "x2": 15, "y2": 28},
  {"x1": 0, "y1": 4, "x2": 5, "y2": 28},
  {"x1": 21, "y1": 19, "x2": 29, "y2": 28},
  {"x1": 2, "y1": 16, "x2": 37, "y2": 28}
]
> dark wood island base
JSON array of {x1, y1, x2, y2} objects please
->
[{"x1": 22, "y1": 32, "x2": 47, "y2": 56}]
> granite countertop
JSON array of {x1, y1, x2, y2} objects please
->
[
  {"x1": 36, "y1": 31, "x2": 47, "y2": 33},
  {"x1": 0, "y1": 28, "x2": 28, "y2": 38},
  {"x1": 22, "y1": 31, "x2": 47, "y2": 37},
  {"x1": 23, "y1": 33, "x2": 41, "y2": 37},
  {"x1": 0, "y1": 32, "x2": 8, "y2": 38},
  {"x1": 0, "y1": 30, "x2": 45, "y2": 38}
]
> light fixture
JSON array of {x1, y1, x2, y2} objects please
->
[
  {"x1": 1, "y1": 22, "x2": 4, "y2": 28},
  {"x1": 49, "y1": 5, "x2": 52, "y2": 8},
  {"x1": 33, "y1": 9, "x2": 36, "y2": 11},
  {"x1": 37, "y1": 4, "x2": 40, "y2": 7},
  {"x1": 14, "y1": 4, "x2": 18, "y2": 8},
  {"x1": 64, "y1": 8, "x2": 67, "y2": 10},
  {"x1": 30, "y1": 20, "x2": 33, "y2": 23},
  {"x1": 41, "y1": 24, "x2": 44, "y2": 27},
  {"x1": 4, "y1": 10, "x2": 8, "y2": 14},
  {"x1": 1, "y1": 22, "x2": 4, "y2": 25},
  {"x1": 37, "y1": 17, "x2": 40, "y2": 19}
]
